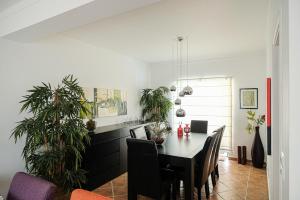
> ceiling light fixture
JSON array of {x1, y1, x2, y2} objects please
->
[
  {"x1": 170, "y1": 41, "x2": 176, "y2": 92},
  {"x1": 176, "y1": 36, "x2": 186, "y2": 117}
]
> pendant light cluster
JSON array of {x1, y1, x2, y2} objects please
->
[{"x1": 170, "y1": 36, "x2": 193, "y2": 117}]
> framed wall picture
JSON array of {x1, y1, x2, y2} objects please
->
[{"x1": 240, "y1": 88, "x2": 258, "y2": 109}]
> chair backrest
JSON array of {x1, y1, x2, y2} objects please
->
[
  {"x1": 7, "y1": 172, "x2": 56, "y2": 200},
  {"x1": 190, "y1": 120, "x2": 208, "y2": 133},
  {"x1": 209, "y1": 131, "x2": 221, "y2": 174},
  {"x1": 196, "y1": 132, "x2": 218, "y2": 186},
  {"x1": 213, "y1": 125, "x2": 226, "y2": 168},
  {"x1": 144, "y1": 125, "x2": 152, "y2": 140},
  {"x1": 126, "y1": 138, "x2": 161, "y2": 198},
  {"x1": 71, "y1": 189, "x2": 112, "y2": 200},
  {"x1": 129, "y1": 126, "x2": 148, "y2": 139}
]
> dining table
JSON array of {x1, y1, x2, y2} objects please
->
[{"x1": 157, "y1": 132, "x2": 210, "y2": 200}]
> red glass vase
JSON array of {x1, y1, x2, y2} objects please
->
[
  {"x1": 177, "y1": 124, "x2": 183, "y2": 136},
  {"x1": 184, "y1": 124, "x2": 191, "y2": 136}
]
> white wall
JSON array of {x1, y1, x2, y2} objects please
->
[
  {"x1": 0, "y1": 35, "x2": 150, "y2": 196},
  {"x1": 266, "y1": 0, "x2": 292, "y2": 199},
  {"x1": 150, "y1": 53, "x2": 266, "y2": 160},
  {"x1": 266, "y1": 0, "x2": 281, "y2": 199},
  {"x1": 267, "y1": 1, "x2": 300, "y2": 199},
  {"x1": 288, "y1": 0, "x2": 300, "y2": 199}
]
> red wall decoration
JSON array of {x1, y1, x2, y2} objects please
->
[{"x1": 267, "y1": 78, "x2": 271, "y2": 155}]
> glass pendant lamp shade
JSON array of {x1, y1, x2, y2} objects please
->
[
  {"x1": 174, "y1": 98, "x2": 181, "y2": 105},
  {"x1": 183, "y1": 85, "x2": 193, "y2": 95},
  {"x1": 176, "y1": 108, "x2": 186, "y2": 117},
  {"x1": 179, "y1": 90, "x2": 185, "y2": 97},
  {"x1": 170, "y1": 85, "x2": 176, "y2": 92}
]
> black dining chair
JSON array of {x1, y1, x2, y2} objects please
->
[
  {"x1": 212, "y1": 126, "x2": 226, "y2": 181},
  {"x1": 190, "y1": 120, "x2": 208, "y2": 133},
  {"x1": 129, "y1": 126, "x2": 150, "y2": 140},
  {"x1": 208, "y1": 129, "x2": 222, "y2": 187},
  {"x1": 173, "y1": 132, "x2": 218, "y2": 200},
  {"x1": 194, "y1": 132, "x2": 219, "y2": 199},
  {"x1": 126, "y1": 138, "x2": 176, "y2": 200},
  {"x1": 144, "y1": 125, "x2": 153, "y2": 140}
]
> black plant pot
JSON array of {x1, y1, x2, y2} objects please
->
[{"x1": 251, "y1": 126, "x2": 265, "y2": 168}]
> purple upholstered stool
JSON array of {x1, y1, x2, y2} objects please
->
[{"x1": 7, "y1": 172, "x2": 57, "y2": 200}]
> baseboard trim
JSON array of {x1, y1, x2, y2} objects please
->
[
  {"x1": 228, "y1": 156, "x2": 251, "y2": 162},
  {"x1": 228, "y1": 157, "x2": 267, "y2": 167}
]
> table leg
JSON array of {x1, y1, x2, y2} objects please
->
[{"x1": 184, "y1": 158, "x2": 195, "y2": 200}]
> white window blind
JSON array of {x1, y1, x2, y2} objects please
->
[{"x1": 172, "y1": 77, "x2": 232, "y2": 150}]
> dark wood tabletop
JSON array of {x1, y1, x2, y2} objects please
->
[
  {"x1": 157, "y1": 132, "x2": 210, "y2": 200},
  {"x1": 157, "y1": 132, "x2": 209, "y2": 158}
]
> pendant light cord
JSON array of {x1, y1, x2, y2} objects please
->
[
  {"x1": 172, "y1": 40, "x2": 175, "y2": 87},
  {"x1": 186, "y1": 36, "x2": 189, "y2": 86},
  {"x1": 179, "y1": 37, "x2": 183, "y2": 108},
  {"x1": 176, "y1": 38, "x2": 179, "y2": 97}
]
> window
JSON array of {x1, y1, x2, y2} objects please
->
[{"x1": 172, "y1": 77, "x2": 232, "y2": 150}]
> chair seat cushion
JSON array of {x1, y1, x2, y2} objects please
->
[{"x1": 7, "y1": 172, "x2": 56, "y2": 200}]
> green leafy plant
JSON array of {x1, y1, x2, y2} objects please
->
[
  {"x1": 140, "y1": 86, "x2": 172, "y2": 122},
  {"x1": 80, "y1": 101, "x2": 95, "y2": 119},
  {"x1": 11, "y1": 75, "x2": 90, "y2": 193},
  {"x1": 246, "y1": 110, "x2": 265, "y2": 134}
]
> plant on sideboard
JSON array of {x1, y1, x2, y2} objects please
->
[
  {"x1": 11, "y1": 75, "x2": 91, "y2": 194},
  {"x1": 80, "y1": 102, "x2": 97, "y2": 132},
  {"x1": 140, "y1": 87, "x2": 172, "y2": 144},
  {"x1": 140, "y1": 86, "x2": 172, "y2": 123},
  {"x1": 246, "y1": 110, "x2": 266, "y2": 168}
]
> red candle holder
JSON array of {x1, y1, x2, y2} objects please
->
[{"x1": 184, "y1": 124, "x2": 191, "y2": 136}]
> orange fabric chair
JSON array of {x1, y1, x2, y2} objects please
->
[{"x1": 70, "y1": 189, "x2": 112, "y2": 200}]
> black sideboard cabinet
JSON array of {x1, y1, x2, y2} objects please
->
[{"x1": 81, "y1": 121, "x2": 148, "y2": 190}]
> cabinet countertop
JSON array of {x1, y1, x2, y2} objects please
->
[{"x1": 93, "y1": 121, "x2": 151, "y2": 134}]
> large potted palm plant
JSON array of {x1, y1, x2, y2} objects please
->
[
  {"x1": 11, "y1": 75, "x2": 90, "y2": 195},
  {"x1": 140, "y1": 86, "x2": 172, "y2": 144}
]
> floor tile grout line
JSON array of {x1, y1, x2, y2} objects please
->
[
  {"x1": 244, "y1": 165, "x2": 252, "y2": 200},
  {"x1": 110, "y1": 181, "x2": 115, "y2": 199},
  {"x1": 215, "y1": 191, "x2": 225, "y2": 200}
]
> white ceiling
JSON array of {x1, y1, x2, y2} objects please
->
[
  {"x1": 63, "y1": 0, "x2": 269, "y2": 63},
  {"x1": 0, "y1": 0, "x2": 160, "y2": 41},
  {"x1": 0, "y1": 0, "x2": 22, "y2": 12}
]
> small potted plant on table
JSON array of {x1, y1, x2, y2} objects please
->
[{"x1": 149, "y1": 121, "x2": 172, "y2": 145}]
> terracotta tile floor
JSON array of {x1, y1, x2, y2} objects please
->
[{"x1": 93, "y1": 159, "x2": 268, "y2": 200}]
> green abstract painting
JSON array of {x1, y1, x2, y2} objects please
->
[{"x1": 82, "y1": 87, "x2": 127, "y2": 118}]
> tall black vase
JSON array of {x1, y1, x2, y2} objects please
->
[{"x1": 251, "y1": 126, "x2": 265, "y2": 168}]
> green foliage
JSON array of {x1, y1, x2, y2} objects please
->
[
  {"x1": 140, "y1": 86, "x2": 172, "y2": 122},
  {"x1": 246, "y1": 110, "x2": 265, "y2": 134},
  {"x1": 80, "y1": 101, "x2": 95, "y2": 119},
  {"x1": 11, "y1": 75, "x2": 90, "y2": 193}
]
